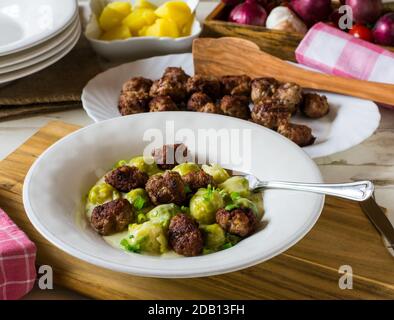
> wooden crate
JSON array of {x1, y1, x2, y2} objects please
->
[{"x1": 202, "y1": 2, "x2": 394, "y2": 62}]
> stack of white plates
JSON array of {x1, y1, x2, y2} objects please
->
[{"x1": 0, "y1": 0, "x2": 81, "y2": 86}]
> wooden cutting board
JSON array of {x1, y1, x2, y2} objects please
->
[{"x1": 0, "y1": 121, "x2": 393, "y2": 299}]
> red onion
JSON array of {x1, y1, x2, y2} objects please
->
[
  {"x1": 373, "y1": 13, "x2": 394, "y2": 46},
  {"x1": 290, "y1": 0, "x2": 332, "y2": 27},
  {"x1": 330, "y1": 9, "x2": 343, "y2": 28},
  {"x1": 345, "y1": 0, "x2": 382, "y2": 24},
  {"x1": 221, "y1": 0, "x2": 242, "y2": 6},
  {"x1": 228, "y1": 0, "x2": 267, "y2": 26}
]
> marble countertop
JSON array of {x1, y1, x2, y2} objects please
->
[{"x1": 1, "y1": 0, "x2": 393, "y2": 300}]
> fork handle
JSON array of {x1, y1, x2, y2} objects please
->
[{"x1": 254, "y1": 181, "x2": 374, "y2": 201}]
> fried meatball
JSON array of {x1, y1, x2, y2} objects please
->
[
  {"x1": 220, "y1": 75, "x2": 251, "y2": 96},
  {"x1": 187, "y1": 92, "x2": 211, "y2": 111},
  {"x1": 274, "y1": 82, "x2": 303, "y2": 114},
  {"x1": 145, "y1": 171, "x2": 187, "y2": 205},
  {"x1": 220, "y1": 95, "x2": 251, "y2": 120},
  {"x1": 301, "y1": 93, "x2": 329, "y2": 118},
  {"x1": 149, "y1": 96, "x2": 179, "y2": 112},
  {"x1": 118, "y1": 91, "x2": 149, "y2": 116},
  {"x1": 251, "y1": 77, "x2": 280, "y2": 104},
  {"x1": 163, "y1": 67, "x2": 190, "y2": 83},
  {"x1": 152, "y1": 143, "x2": 189, "y2": 170},
  {"x1": 186, "y1": 75, "x2": 221, "y2": 99},
  {"x1": 169, "y1": 214, "x2": 203, "y2": 256},
  {"x1": 105, "y1": 165, "x2": 148, "y2": 193},
  {"x1": 277, "y1": 122, "x2": 316, "y2": 147},
  {"x1": 150, "y1": 78, "x2": 187, "y2": 102},
  {"x1": 199, "y1": 102, "x2": 222, "y2": 114},
  {"x1": 182, "y1": 170, "x2": 215, "y2": 192},
  {"x1": 216, "y1": 207, "x2": 258, "y2": 237},
  {"x1": 91, "y1": 199, "x2": 133, "y2": 236},
  {"x1": 121, "y1": 77, "x2": 153, "y2": 97},
  {"x1": 187, "y1": 92, "x2": 222, "y2": 114},
  {"x1": 251, "y1": 100, "x2": 291, "y2": 129}
]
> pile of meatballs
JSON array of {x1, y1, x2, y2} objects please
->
[
  {"x1": 90, "y1": 144, "x2": 259, "y2": 257},
  {"x1": 118, "y1": 67, "x2": 330, "y2": 147}
]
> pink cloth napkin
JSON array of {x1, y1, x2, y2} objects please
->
[
  {"x1": 0, "y1": 208, "x2": 36, "y2": 300},
  {"x1": 295, "y1": 22, "x2": 394, "y2": 85}
]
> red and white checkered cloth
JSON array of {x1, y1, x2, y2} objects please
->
[
  {"x1": 296, "y1": 22, "x2": 394, "y2": 85},
  {"x1": 0, "y1": 208, "x2": 36, "y2": 300}
]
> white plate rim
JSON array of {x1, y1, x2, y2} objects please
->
[
  {"x1": 0, "y1": 14, "x2": 80, "y2": 69},
  {"x1": 0, "y1": 22, "x2": 81, "y2": 84},
  {"x1": 23, "y1": 112, "x2": 325, "y2": 278},
  {"x1": 0, "y1": 0, "x2": 78, "y2": 56},
  {"x1": 0, "y1": 18, "x2": 80, "y2": 74}
]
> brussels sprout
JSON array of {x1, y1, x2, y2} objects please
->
[
  {"x1": 137, "y1": 213, "x2": 148, "y2": 224},
  {"x1": 180, "y1": 206, "x2": 190, "y2": 215},
  {"x1": 202, "y1": 248, "x2": 215, "y2": 255},
  {"x1": 233, "y1": 198, "x2": 259, "y2": 217},
  {"x1": 172, "y1": 163, "x2": 200, "y2": 176},
  {"x1": 121, "y1": 221, "x2": 168, "y2": 254},
  {"x1": 125, "y1": 188, "x2": 150, "y2": 210},
  {"x1": 113, "y1": 159, "x2": 128, "y2": 168},
  {"x1": 219, "y1": 176, "x2": 250, "y2": 198},
  {"x1": 222, "y1": 234, "x2": 241, "y2": 250},
  {"x1": 201, "y1": 224, "x2": 226, "y2": 251},
  {"x1": 202, "y1": 164, "x2": 230, "y2": 184},
  {"x1": 146, "y1": 203, "x2": 180, "y2": 229},
  {"x1": 248, "y1": 192, "x2": 264, "y2": 220},
  {"x1": 88, "y1": 183, "x2": 120, "y2": 205},
  {"x1": 190, "y1": 187, "x2": 224, "y2": 225},
  {"x1": 129, "y1": 156, "x2": 161, "y2": 176}
]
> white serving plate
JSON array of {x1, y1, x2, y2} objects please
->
[
  {"x1": 0, "y1": 17, "x2": 80, "y2": 74},
  {"x1": 85, "y1": 0, "x2": 202, "y2": 61},
  {"x1": 0, "y1": 21, "x2": 81, "y2": 85},
  {"x1": 82, "y1": 53, "x2": 381, "y2": 159},
  {"x1": 0, "y1": 0, "x2": 78, "y2": 56},
  {"x1": 0, "y1": 14, "x2": 80, "y2": 69},
  {"x1": 23, "y1": 112, "x2": 324, "y2": 278}
]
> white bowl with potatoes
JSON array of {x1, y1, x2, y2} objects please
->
[{"x1": 85, "y1": 0, "x2": 201, "y2": 61}]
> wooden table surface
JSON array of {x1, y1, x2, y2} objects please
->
[{"x1": 0, "y1": 0, "x2": 393, "y2": 299}]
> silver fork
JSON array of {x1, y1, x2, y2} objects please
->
[{"x1": 229, "y1": 170, "x2": 374, "y2": 202}]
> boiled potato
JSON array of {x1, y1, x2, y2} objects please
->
[
  {"x1": 100, "y1": 24, "x2": 132, "y2": 41},
  {"x1": 144, "y1": 18, "x2": 179, "y2": 38},
  {"x1": 155, "y1": 1, "x2": 192, "y2": 29},
  {"x1": 99, "y1": 1, "x2": 132, "y2": 31},
  {"x1": 138, "y1": 25, "x2": 149, "y2": 36},
  {"x1": 122, "y1": 8, "x2": 157, "y2": 34},
  {"x1": 135, "y1": 0, "x2": 157, "y2": 10},
  {"x1": 181, "y1": 15, "x2": 194, "y2": 36}
]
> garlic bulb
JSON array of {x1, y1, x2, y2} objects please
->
[{"x1": 266, "y1": 6, "x2": 308, "y2": 34}]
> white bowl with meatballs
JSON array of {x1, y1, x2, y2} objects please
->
[
  {"x1": 82, "y1": 53, "x2": 381, "y2": 158},
  {"x1": 23, "y1": 112, "x2": 324, "y2": 278}
]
